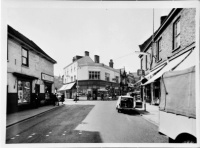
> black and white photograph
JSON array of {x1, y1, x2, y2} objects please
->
[{"x1": 1, "y1": 0, "x2": 200, "y2": 147}]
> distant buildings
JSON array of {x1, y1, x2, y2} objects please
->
[
  {"x1": 59, "y1": 51, "x2": 121, "y2": 100},
  {"x1": 138, "y1": 8, "x2": 196, "y2": 104},
  {"x1": 7, "y1": 25, "x2": 57, "y2": 113}
]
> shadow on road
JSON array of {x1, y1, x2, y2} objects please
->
[{"x1": 119, "y1": 109, "x2": 150, "y2": 116}]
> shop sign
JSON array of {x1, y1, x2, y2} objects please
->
[
  {"x1": 41, "y1": 73, "x2": 54, "y2": 82},
  {"x1": 137, "y1": 69, "x2": 145, "y2": 76}
]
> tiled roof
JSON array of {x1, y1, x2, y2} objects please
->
[{"x1": 8, "y1": 25, "x2": 57, "y2": 64}]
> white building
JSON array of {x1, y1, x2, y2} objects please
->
[
  {"x1": 7, "y1": 25, "x2": 57, "y2": 113},
  {"x1": 60, "y1": 51, "x2": 120, "y2": 100}
]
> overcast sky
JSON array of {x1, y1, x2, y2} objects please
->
[{"x1": 3, "y1": 0, "x2": 197, "y2": 76}]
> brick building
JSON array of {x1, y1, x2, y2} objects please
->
[
  {"x1": 138, "y1": 8, "x2": 196, "y2": 104},
  {"x1": 7, "y1": 25, "x2": 57, "y2": 113}
]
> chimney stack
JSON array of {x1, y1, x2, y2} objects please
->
[
  {"x1": 72, "y1": 57, "x2": 75, "y2": 62},
  {"x1": 85, "y1": 51, "x2": 89, "y2": 56},
  {"x1": 160, "y1": 16, "x2": 167, "y2": 25},
  {"x1": 109, "y1": 59, "x2": 114, "y2": 68},
  {"x1": 94, "y1": 55, "x2": 100, "y2": 63}
]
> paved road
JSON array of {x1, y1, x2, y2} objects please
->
[{"x1": 6, "y1": 100, "x2": 168, "y2": 143}]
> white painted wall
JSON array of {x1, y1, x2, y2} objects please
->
[{"x1": 7, "y1": 39, "x2": 55, "y2": 93}]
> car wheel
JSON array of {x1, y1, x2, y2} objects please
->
[{"x1": 117, "y1": 109, "x2": 120, "y2": 113}]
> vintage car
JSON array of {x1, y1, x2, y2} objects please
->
[{"x1": 116, "y1": 95, "x2": 135, "y2": 112}]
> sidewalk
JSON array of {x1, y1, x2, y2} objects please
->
[
  {"x1": 6, "y1": 102, "x2": 64, "y2": 127},
  {"x1": 135, "y1": 103, "x2": 159, "y2": 126}
]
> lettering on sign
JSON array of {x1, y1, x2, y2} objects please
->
[{"x1": 41, "y1": 73, "x2": 54, "y2": 82}]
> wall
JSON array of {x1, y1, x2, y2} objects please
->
[
  {"x1": 7, "y1": 38, "x2": 55, "y2": 113},
  {"x1": 152, "y1": 8, "x2": 196, "y2": 69}
]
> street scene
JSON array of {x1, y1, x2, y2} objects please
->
[
  {"x1": 2, "y1": 0, "x2": 199, "y2": 146},
  {"x1": 6, "y1": 100, "x2": 167, "y2": 143}
]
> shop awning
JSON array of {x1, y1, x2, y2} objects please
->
[
  {"x1": 98, "y1": 88, "x2": 108, "y2": 91},
  {"x1": 133, "y1": 63, "x2": 166, "y2": 86},
  {"x1": 58, "y1": 82, "x2": 75, "y2": 91},
  {"x1": 142, "y1": 50, "x2": 192, "y2": 85},
  {"x1": 173, "y1": 48, "x2": 196, "y2": 71},
  {"x1": 13, "y1": 72, "x2": 38, "y2": 80}
]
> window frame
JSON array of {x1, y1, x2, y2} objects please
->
[
  {"x1": 21, "y1": 48, "x2": 29, "y2": 67},
  {"x1": 156, "y1": 37, "x2": 162, "y2": 62},
  {"x1": 173, "y1": 17, "x2": 181, "y2": 50},
  {"x1": 89, "y1": 71, "x2": 100, "y2": 80}
]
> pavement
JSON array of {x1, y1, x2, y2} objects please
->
[{"x1": 6, "y1": 98, "x2": 159, "y2": 128}]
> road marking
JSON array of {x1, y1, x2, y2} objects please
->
[
  {"x1": 28, "y1": 136, "x2": 32, "y2": 138},
  {"x1": 16, "y1": 135, "x2": 20, "y2": 136},
  {"x1": 11, "y1": 137, "x2": 15, "y2": 140},
  {"x1": 46, "y1": 135, "x2": 49, "y2": 136},
  {"x1": 31, "y1": 133, "x2": 36, "y2": 135}
]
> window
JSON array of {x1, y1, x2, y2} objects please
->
[
  {"x1": 71, "y1": 76, "x2": 73, "y2": 82},
  {"x1": 157, "y1": 38, "x2": 162, "y2": 62},
  {"x1": 146, "y1": 55, "x2": 148, "y2": 70},
  {"x1": 141, "y1": 58, "x2": 143, "y2": 70},
  {"x1": 22, "y1": 48, "x2": 28, "y2": 66},
  {"x1": 173, "y1": 18, "x2": 180, "y2": 50},
  {"x1": 74, "y1": 75, "x2": 76, "y2": 81},
  {"x1": 89, "y1": 71, "x2": 100, "y2": 80},
  {"x1": 116, "y1": 76, "x2": 119, "y2": 83},
  {"x1": 105, "y1": 73, "x2": 110, "y2": 81},
  {"x1": 18, "y1": 80, "x2": 31, "y2": 104}
]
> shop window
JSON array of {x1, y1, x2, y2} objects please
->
[
  {"x1": 173, "y1": 18, "x2": 180, "y2": 50},
  {"x1": 105, "y1": 73, "x2": 110, "y2": 81},
  {"x1": 89, "y1": 71, "x2": 100, "y2": 80},
  {"x1": 22, "y1": 48, "x2": 29, "y2": 66},
  {"x1": 18, "y1": 80, "x2": 31, "y2": 104}
]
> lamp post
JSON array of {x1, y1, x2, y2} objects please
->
[
  {"x1": 76, "y1": 65, "x2": 81, "y2": 102},
  {"x1": 135, "y1": 51, "x2": 151, "y2": 111}
]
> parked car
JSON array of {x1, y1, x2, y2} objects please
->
[{"x1": 116, "y1": 95, "x2": 135, "y2": 113}]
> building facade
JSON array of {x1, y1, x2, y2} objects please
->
[
  {"x1": 139, "y1": 8, "x2": 196, "y2": 104},
  {"x1": 60, "y1": 51, "x2": 120, "y2": 100},
  {"x1": 7, "y1": 25, "x2": 57, "y2": 113}
]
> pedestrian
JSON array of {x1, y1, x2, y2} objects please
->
[
  {"x1": 74, "y1": 93, "x2": 78, "y2": 103},
  {"x1": 101, "y1": 93, "x2": 104, "y2": 101},
  {"x1": 61, "y1": 94, "x2": 65, "y2": 104},
  {"x1": 35, "y1": 93, "x2": 39, "y2": 108}
]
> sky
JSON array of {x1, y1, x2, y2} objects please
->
[{"x1": 3, "y1": 0, "x2": 188, "y2": 76}]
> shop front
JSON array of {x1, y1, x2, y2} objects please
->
[
  {"x1": 41, "y1": 73, "x2": 54, "y2": 104},
  {"x1": 7, "y1": 72, "x2": 38, "y2": 113}
]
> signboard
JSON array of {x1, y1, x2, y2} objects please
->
[
  {"x1": 137, "y1": 69, "x2": 145, "y2": 76},
  {"x1": 41, "y1": 73, "x2": 54, "y2": 82}
]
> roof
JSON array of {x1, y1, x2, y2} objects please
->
[
  {"x1": 64, "y1": 56, "x2": 94, "y2": 69},
  {"x1": 139, "y1": 8, "x2": 182, "y2": 53},
  {"x1": 8, "y1": 25, "x2": 57, "y2": 64}
]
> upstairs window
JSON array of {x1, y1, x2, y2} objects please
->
[
  {"x1": 173, "y1": 18, "x2": 180, "y2": 50},
  {"x1": 141, "y1": 58, "x2": 143, "y2": 70},
  {"x1": 105, "y1": 73, "x2": 110, "y2": 81},
  {"x1": 157, "y1": 37, "x2": 162, "y2": 62},
  {"x1": 89, "y1": 71, "x2": 100, "y2": 80},
  {"x1": 116, "y1": 76, "x2": 119, "y2": 83},
  {"x1": 22, "y1": 48, "x2": 28, "y2": 66}
]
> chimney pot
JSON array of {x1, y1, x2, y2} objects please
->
[
  {"x1": 85, "y1": 51, "x2": 89, "y2": 56},
  {"x1": 94, "y1": 55, "x2": 100, "y2": 63},
  {"x1": 109, "y1": 59, "x2": 114, "y2": 68},
  {"x1": 160, "y1": 16, "x2": 167, "y2": 25}
]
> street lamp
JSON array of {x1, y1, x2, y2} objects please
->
[{"x1": 76, "y1": 65, "x2": 81, "y2": 101}]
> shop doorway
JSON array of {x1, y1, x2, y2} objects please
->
[
  {"x1": 93, "y1": 89, "x2": 97, "y2": 100},
  {"x1": 44, "y1": 82, "x2": 52, "y2": 100}
]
